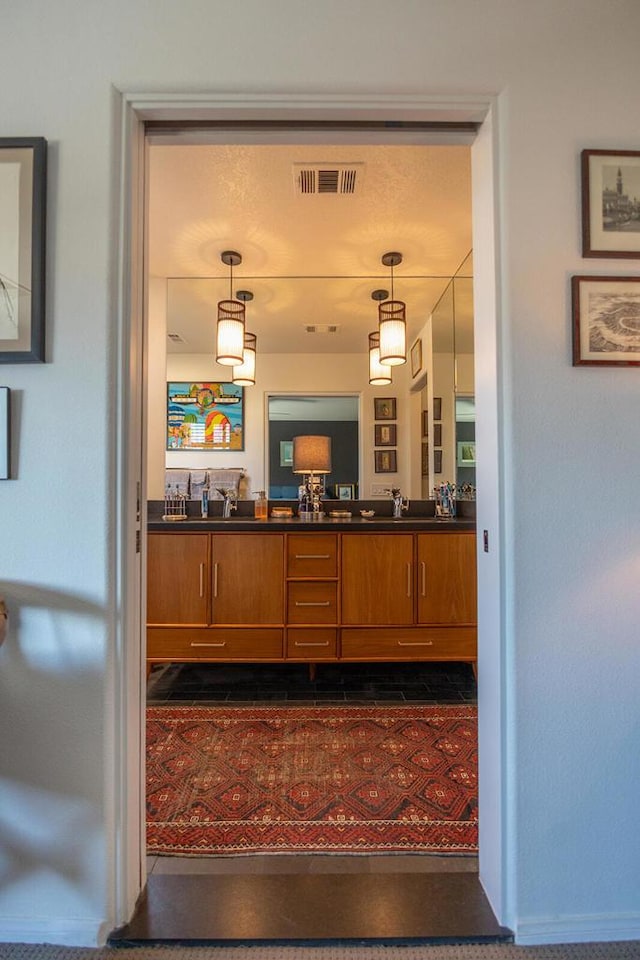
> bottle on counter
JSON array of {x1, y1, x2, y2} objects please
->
[{"x1": 254, "y1": 490, "x2": 268, "y2": 520}]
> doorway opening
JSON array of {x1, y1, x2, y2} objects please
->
[{"x1": 114, "y1": 95, "x2": 504, "y2": 936}]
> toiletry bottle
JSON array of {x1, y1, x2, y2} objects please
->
[
  {"x1": 255, "y1": 490, "x2": 268, "y2": 520},
  {"x1": 201, "y1": 484, "x2": 209, "y2": 518}
]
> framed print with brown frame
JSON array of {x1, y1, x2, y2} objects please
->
[
  {"x1": 374, "y1": 397, "x2": 396, "y2": 420},
  {"x1": 410, "y1": 337, "x2": 422, "y2": 377},
  {"x1": 374, "y1": 449, "x2": 397, "y2": 473},
  {"x1": 572, "y1": 275, "x2": 640, "y2": 366},
  {"x1": 374, "y1": 423, "x2": 396, "y2": 447},
  {"x1": 581, "y1": 149, "x2": 640, "y2": 258}
]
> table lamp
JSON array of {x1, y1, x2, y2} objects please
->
[{"x1": 292, "y1": 435, "x2": 332, "y2": 520}]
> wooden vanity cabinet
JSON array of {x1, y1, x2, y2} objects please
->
[
  {"x1": 147, "y1": 533, "x2": 209, "y2": 625},
  {"x1": 341, "y1": 533, "x2": 414, "y2": 625},
  {"x1": 211, "y1": 533, "x2": 284, "y2": 624},
  {"x1": 285, "y1": 533, "x2": 338, "y2": 661},
  {"x1": 416, "y1": 532, "x2": 476, "y2": 625}
]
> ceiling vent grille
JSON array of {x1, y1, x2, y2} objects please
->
[
  {"x1": 167, "y1": 332, "x2": 186, "y2": 343},
  {"x1": 305, "y1": 324, "x2": 340, "y2": 334},
  {"x1": 294, "y1": 163, "x2": 363, "y2": 196}
]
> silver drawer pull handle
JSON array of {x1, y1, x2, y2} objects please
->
[
  {"x1": 421, "y1": 561, "x2": 426, "y2": 597},
  {"x1": 294, "y1": 640, "x2": 330, "y2": 647},
  {"x1": 213, "y1": 562, "x2": 218, "y2": 598},
  {"x1": 295, "y1": 600, "x2": 331, "y2": 606},
  {"x1": 295, "y1": 554, "x2": 330, "y2": 559},
  {"x1": 199, "y1": 562, "x2": 205, "y2": 598},
  {"x1": 190, "y1": 641, "x2": 226, "y2": 648},
  {"x1": 406, "y1": 562, "x2": 412, "y2": 598},
  {"x1": 397, "y1": 639, "x2": 434, "y2": 647}
]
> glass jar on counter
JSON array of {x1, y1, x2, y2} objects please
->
[{"x1": 254, "y1": 490, "x2": 268, "y2": 520}]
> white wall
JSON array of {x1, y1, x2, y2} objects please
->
[{"x1": 1, "y1": 0, "x2": 639, "y2": 946}]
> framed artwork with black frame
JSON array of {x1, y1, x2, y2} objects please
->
[
  {"x1": 374, "y1": 423, "x2": 396, "y2": 446},
  {"x1": 0, "y1": 138, "x2": 47, "y2": 363},
  {"x1": 433, "y1": 423, "x2": 442, "y2": 447},
  {"x1": 374, "y1": 397, "x2": 396, "y2": 420},
  {"x1": 571, "y1": 275, "x2": 640, "y2": 366},
  {"x1": 374, "y1": 449, "x2": 397, "y2": 473},
  {"x1": 434, "y1": 449, "x2": 443, "y2": 474},
  {"x1": 581, "y1": 149, "x2": 640, "y2": 258},
  {"x1": 433, "y1": 397, "x2": 442, "y2": 420}
]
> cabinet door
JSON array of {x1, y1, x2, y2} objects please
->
[
  {"x1": 341, "y1": 533, "x2": 414, "y2": 625},
  {"x1": 417, "y1": 533, "x2": 477, "y2": 624},
  {"x1": 147, "y1": 533, "x2": 209, "y2": 625},
  {"x1": 212, "y1": 534, "x2": 284, "y2": 624}
]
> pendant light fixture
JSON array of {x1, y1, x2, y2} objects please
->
[
  {"x1": 216, "y1": 250, "x2": 245, "y2": 366},
  {"x1": 232, "y1": 290, "x2": 257, "y2": 386},
  {"x1": 378, "y1": 251, "x2": 407, "y2": 366},
  {"x1": 368, "y1": 289, "x2": 392, "y2": 385}
]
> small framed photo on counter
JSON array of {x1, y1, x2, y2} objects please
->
[{"x1": 335, "y1": 483, "x2": 355, "y2": 500}]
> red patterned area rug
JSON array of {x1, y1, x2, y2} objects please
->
[{"x1": 146, "y1": 704, "x2": 478, "y2": 856}]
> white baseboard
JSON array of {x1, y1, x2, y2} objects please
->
[
  {"x1": 516, "y1": 912, "x2": 640, "y2": 945},
  {"x1": 0, "y1": 917, "x2": 109, "y2": 947}
]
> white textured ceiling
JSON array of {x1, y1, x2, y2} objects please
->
[{"x1": 148, "y1": 142, "x2": 473, "y2": 355}]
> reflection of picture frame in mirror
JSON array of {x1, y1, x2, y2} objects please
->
[
  {"x1": 336, "y1": 483, "x2": 355, "y2": 500},
  {"x1": 421, "y1": 410, "x2": 428, "y2": 437},
  {"x1": 374, "y1": 397, "x2": 396, "y2": 420},
  {"x1": 280, "y1": 440, "x2": 293, "y2": 466},
  {"x1": 374, "y1": 423, "x2": 396, "y2": 446},
  {"x1": 421, "y1": 442, "x2": 428, "y2": 476},
  {"x1": 457, "y1": 441, "x2": 476, "y2": 466},
  {"x1": 410, "y1": 337, "x2": 422, "y2": 377},
  {"x1": 433, "y1": 423, "x2": 442, "y2": 447},
  {"x1": 433, "y1": 397, "x2": 442, "y2": 420},
  {"x1": 434, "y1": 449, "x2": 443, "y2": 474},
  {"x1": 374, "y1": 449, "x2": 397, "y2": 473}
]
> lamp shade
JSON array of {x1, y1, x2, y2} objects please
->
[
  {"x1": 368, "y1": 330, "x2": 392, "y2": 385},
  {"x1": 216, "y1": 299, "x2": 245, "y2": 365},
  {"x1": 292, "y1": 435, "x2": 332, "y2": 474},
  {"x1": 232, "y1": 332, "x2": 257, "y2": 385},
  {"x1": 378, "y1": 299, "x2": 407, "y2": 365}
]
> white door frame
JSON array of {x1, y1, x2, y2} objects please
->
[{"x1": 112, "y1": 91, "x2": 509, "y2": 932}]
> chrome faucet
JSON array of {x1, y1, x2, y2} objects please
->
[
  {"x1": 216, "y1": 488, "x2": 237, "y2": 519},
  {"x1": 391, "y1": 487, "x2": 409, "y2": 518}
]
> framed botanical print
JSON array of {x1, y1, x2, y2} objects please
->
[
  {"x1": 374, "y1": 423, "x2": 396, "y2": 446},
  {"x1": 374, "y1": 397, "x2": 396, "y2": 420},
  {"x1": 374, "y1": 449, "x2": 397, "y2": 473}
]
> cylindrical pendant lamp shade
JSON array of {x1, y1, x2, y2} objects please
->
[
  {"x1": 368, "y1": 331, "x2": 392, "y2": 385},
  {"x1": 232, "y1": 332, "x2": 257, "y2": 386},
  {"x1": 292, "y1": 435, "x2": 332, "y2": 474},
  {"x1": 378, "y1": 300, "x2": 407, "y2": 365},
  {"x1": 216, "y1": 299, "x2": 245, "y2": 365}
]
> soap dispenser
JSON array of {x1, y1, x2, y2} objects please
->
[{"x1": 254, "y1": 490, "x2": 268, "y2": 520}]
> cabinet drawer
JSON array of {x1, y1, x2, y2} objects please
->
[
  {"x1": 287, "y1": 582, "x2": 338, "y2": 624},
  {"x1": 286, "y1": 628, "x2": 337, "y2": 659},
  {"x1": 147, "y1": 627, "x2": 283, "y2": 660},
  {"x1": 287, "y1": 534, "x2": 337, "y2": 578},
  {"x1": 341, "y1": 626, "x2": 476, "y2": 661}
]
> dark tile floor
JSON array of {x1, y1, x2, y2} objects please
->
[{"x1": 147, "y1": 660, "x2": 477, "y2": 706}]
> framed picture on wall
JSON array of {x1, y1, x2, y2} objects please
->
[
  {"x1": 433, "y1": 397, "x2": 442, "y2": 420},
  {"x1": 433, "y1": 423, "x2": 442, "y2": 447},
  {"x1": 571, "y1": 275, "x2": 640, "y2": 366},
  {"x1": 422, "y1": 410, "x2": 428, "y2": 437},
  {"x1": 457, "y1": 442, "x2": 476, "y2": 466},
  {"x1": 0, "y1": 138, "x2": 47, "y2": 363},
  {"x1": 167, "y1": 382, "x2": 244, "y2": 450},
  {"x1": 0, "y1": 387, "x2": 10, "y2": 479},
  {"x1": 421, "y1": 442, "x2": 428, "y2": 477},
  {"x1": 434, "y1": 449, "x2": 443, "y2": 474},
  {"x1": 374, "y1": 397, "x2": 396, "y2": 420},
  {"x1": 374, "y1": 449, "x2": 397, "y2": 473},
  {"x1": 374, "y1": 423, "x2": 397, "y2": 446},
  {"x1": 280, "y1": 440, "x2": 293, "y2": 466},
  {"x1": 581, "y1": 149, "x2": 640, "y2": 258}
]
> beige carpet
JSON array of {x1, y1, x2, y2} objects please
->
[{"x1": 2, "y1": 941, "x2": 640, "y2": 959}]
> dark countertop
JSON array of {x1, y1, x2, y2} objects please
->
[{"x1": 147, "y1": 516, "x2": 475, "y2": 533}]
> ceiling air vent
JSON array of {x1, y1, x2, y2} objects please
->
[
  {"x1": 167, "y1": 332, "x2": 186, "y2": 343},
  {"x1": 293, "y1": 163, "x2": 363, "y2": 196},
  {"x1": 305, "y1": 324, "x2": 340, "y2": 334}
]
